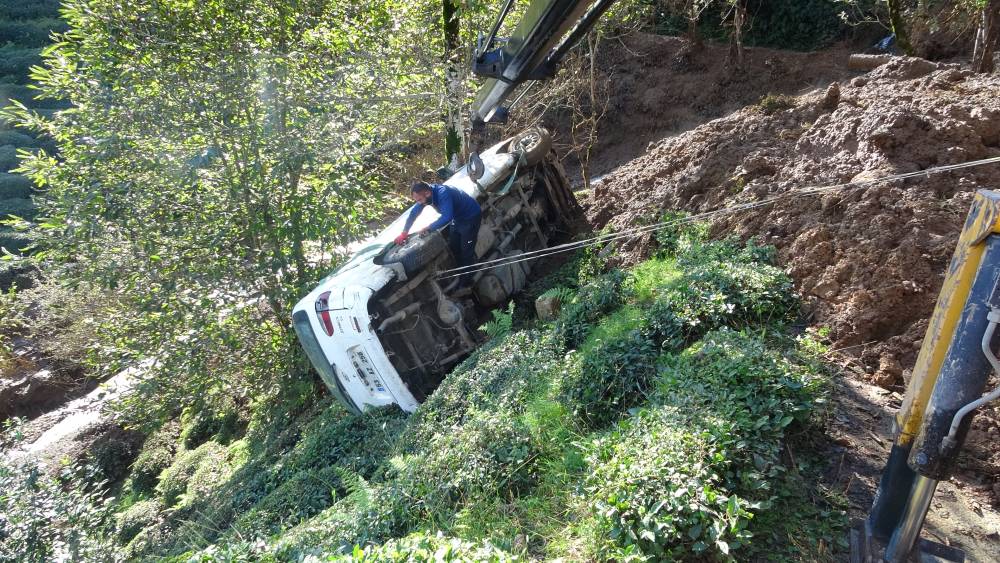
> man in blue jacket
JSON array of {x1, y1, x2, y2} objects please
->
[{"x1": 395, "y1": 181, "x2": 482, "y2": 287}]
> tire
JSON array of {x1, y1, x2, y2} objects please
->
[
  {"x1": 509, "y1": 128, "x2": 552, "y2": 166},
  {"x1": 380, "y1": 232, "x2": 447, "y2": 277}
]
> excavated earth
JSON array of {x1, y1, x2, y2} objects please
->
[{"x1": 546, "y1": 33, "x2": 1000, "y2": 561}]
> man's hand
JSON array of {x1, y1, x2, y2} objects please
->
[{"x1": 394, "y1": 232, "x2": 409, "y2": 245}]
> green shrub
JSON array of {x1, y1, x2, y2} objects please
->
[
  {"x1": 0, "y1": 19, "x2": 67, "y2": 48},
  {"x1": 0, "y1": 461, "x2": 118, "y2": 561},
  {"x1": 0, "y1": 261, "x2": 32, "y2": 291},
  {"x1": 0, "y1": 46, "x2": 40, "y2": 81},
  {"x1": 128, "y1": 421, "x2": 181, "y2": 494},
  {"x1": 643, "y1": 238, "x2": 797, "y2": 348},
  {"x1": 558, "y1": 307, "x2": 659, "y2": 428},
  {"x1": 0, "y1": 172, "x2": 32, "y2": 199},
  {"x1": 392, "y1": 409, "x2": 541, "y2": 526},
  {"x1": 234, "y1": 465, "x2": 343, "y2": 537},
  {"x1": 588, "y1": 407, "x2": 753, "y2": 561},
  {"x1": 0, "y1": 129, "x2": 37, "y2": 148},
  {"x1": 757, "y1": 93, "x2": 797, "y2": 114},
  {"x1": 340, "y1": 531, "x2": 517, "y2": 562},
  {"x1": 554, "y1": 269, "x2": 627, "y2": 349},
  {"x1": 0, "y1": 197, "x2": 36, "y2": 221},
  {"x1": 405, "y1": 330, "x2": 562, "y2": 442},
  {"x1": 116, "y1": 499, "x2": 162, "y2": 544},
  {"x1": 586, "y1": 330, "x2": 826, "y2": 561},
  {"x1": 0, "y1": 144, "x2": 18, "y2": 171},
  {"x1": 0, "y1": 229, "x2": 32, "y2": 253},
  {"x1": 178, "y1": 396, "x2": 245, "y2": 449},
  {"x1": 282, "y1": 405, "x2": 407, "y2": 482},
  {"x1": 157, "y1": 441, "x2": 227, "y2": 507},
  {"x1": 0, "y1": 0, "x2": 62, "y2": 20}
]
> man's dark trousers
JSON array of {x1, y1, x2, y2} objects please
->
[{"x1": 450, "y1": 214, "x2": 481, "y2": 287}]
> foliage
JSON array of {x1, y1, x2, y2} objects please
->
[
  {"x1": 1, "y1": 0, "x2": 470, "y2": 427},
  {"x1": 115, "y1": 498, "x2": 163, "y2": 544},
  {"x1": 479, "y1": 301, "x2": 515, "y2": 340},
  {"x1": 586, "y1": 330, "x2": 827, "y2": 561},
  {"x1": 649, "y1": 0, "x2": 883, "y2": 51},
  {"x1": 156, "y1": 441, "x2": 228, "y2": 508},
  {"x1": 554, "y1": 268, "x2": 627, "y2": 349},
  {"x1": 559, "y1": 307, "x2": 659, "y2": 428},
  {"x1": 0, "y1": 285, "x2": 25, "y2": 369},
  {"x1": 0, "y1": 461, "x2": 118, "y2": 561},
  {"x1": 0, "y1": 197, "x2": 36, "y2": 222},
  {"x1": 0, "y1": 172, "x2": 33, "y2": 199},
  {"x1": 127, "y1": 421, "x2": 181, "y2": 494},
  {"x1": 757, "y1": 93, "x2": 797, "y2": 114},
  {"x1": 17, "y1": 276, "x2": 121, "y2": 372},
  {"x1": 336, "y1": 531, "x2": 518, "y2": 562}
]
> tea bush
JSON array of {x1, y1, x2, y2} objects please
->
[
  {"x1": 554, "y1": 269, "x2": 627, "y2": 349},
  {"x1": 0, "y1": 172, "x2": 32, "y2": 199},
  {"x1": 127, "y1": 421, "x2": 181, "y2": 494},
  {"x1": 115, "y1": 499, "x2": 162, "y2": 543},
  {"x1": 337, "y1": 531, "x2": 517, "y2": 562},
  {"x1": 157, "y1": 441, "x2": 227, "y2": 507},
  {"x1": 558, "y1": 307, "x2": 659, "y2": 428},
  {"x1": 586, "y1": 330, "x2": 826, "y2": 561},
  {"x1": 0, "y1": 461, "x2": 117, "y2": 561}
]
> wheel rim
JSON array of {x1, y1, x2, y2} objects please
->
[{"x1": 515, "y1": 130, "x2": 541, "y2": 153}]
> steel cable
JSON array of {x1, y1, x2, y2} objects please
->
[{"x1": 436, "y1": 155, "x2": 1000, "y2": 280}]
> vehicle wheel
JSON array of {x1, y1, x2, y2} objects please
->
[
  {"x1": 381, "y1": 232, "x2": 447, "y2": 277},
  {"x1": 509, "y1": 128, "x2": 552, "y2": 166}
]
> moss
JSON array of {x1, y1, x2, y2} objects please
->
[
  {"x1": 116, "y1": 499, "x2": 162, "y2": 544},
  {"x1": 156, "y1": 440, "x2": 226, "y2": 508},
  {"x1": 178, "y1": 396, "x2": 245, "y2": 449},
  {"x1": 0, "y1": 172, "x2": 32, "y2": 199},
  {"x1": 128, "y1": 421, "x2": 180, "y2": 494}
]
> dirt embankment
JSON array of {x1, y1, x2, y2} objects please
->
[
  {"x1": 552, "y1": 32, "x2": 1000, "y2": 558},
  {"x1": 582, "y1": 38, "x2": 1000, "y2": 386}
]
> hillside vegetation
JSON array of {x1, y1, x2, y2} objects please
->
[
  {"x1": 3, "y1": 224, "x2": 848, "y2": 561},
  {"x1": 0, "y1": 0, "x2": 66, "y2": 289},
  {"x1": 2, "y1": 0, "x2": 999, "y2": 561}
]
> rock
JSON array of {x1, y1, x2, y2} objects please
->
[
  {"x1": 873, "y1": 355, "x2": 903, "y2": 388},
  {"x1": 851, "y1": 76, "x2": 868, "y2": 88},
  {"x1": 822, "y1": 82, "x2": 841, "y2": 110},
  {"x1": 535, "y1": 295, "x2": 562, "y2": 321}
]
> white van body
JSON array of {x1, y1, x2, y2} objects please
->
[{"x1": 292, "y1": 130, "x2": 579, "y2": 414}]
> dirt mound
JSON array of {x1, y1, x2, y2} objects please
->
[
  {"x1": 545, "y1": 33, "x2": 855, "y2": 176},
  {"x1": 586, "y1": 48, "x2": 1000, "y2": 387}
]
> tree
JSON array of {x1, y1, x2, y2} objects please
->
[
  {"x1": 972, "y1": 0, "x2": 1000, "y2": 72},
  {"x1": 443, "y1": 0, "x2": 464, "y2": 167},
  {"x1": 886, "y1": 0, "x2": 914, "y2": 55},
  {"x1": 4, "y1": 0, "x2": 448, "y2": 420},
  {"x1": 726, "y1": 0, "x2": 747, "y2": 68}
]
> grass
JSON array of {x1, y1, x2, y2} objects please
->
[{"x1": 58, "y1": 227, "x2": 846, "y2": 561}]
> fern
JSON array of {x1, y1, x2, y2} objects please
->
[
  {"x1": 539, "y1": 286, "x2": 575, "y2": 304},
  {"x1": 479, "y1": 302, "x2": 514, "y2": 340},
  {"x1": 332, "y1": 466, "x2": 373, "y2": 512}
]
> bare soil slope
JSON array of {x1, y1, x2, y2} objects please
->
[{"x1": 563, "y1": 33, "x2": 1000, "y2": 560}]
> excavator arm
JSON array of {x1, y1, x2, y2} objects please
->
[{"x1": 470, "y1": 0, "x2": 617, "y2": 127}]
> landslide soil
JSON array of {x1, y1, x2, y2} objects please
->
[{"x1": 549, "y1": 33, "x2": 1000, "y2": 560}]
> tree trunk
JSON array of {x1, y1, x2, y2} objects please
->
[
  {"x1": 686, "y1": 1, "x2": 701, "y2": 47},
  {"x1": 443, "y1": 0, "x2": 463, "y2": 168},
  {"x1": 886, "y1": 0, "x2": 914, "y2": 55},
  {"x1": 973, "y1": 0, "x2": 1000, "y2": 73},
  {"x1": 728, "y1": 1, "x2": 746, "y2": 68}
]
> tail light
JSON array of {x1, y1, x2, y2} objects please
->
[{"x1": 315, "y1": 291, "x2": 335, "y2": 336}]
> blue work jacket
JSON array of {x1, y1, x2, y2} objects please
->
[{"x1": 403, "y1": 183, "x2": 481, "y2": 233}]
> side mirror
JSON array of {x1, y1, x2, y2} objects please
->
[{"x1": 468, "y1": 152, "x2": 485, "y2": 181}]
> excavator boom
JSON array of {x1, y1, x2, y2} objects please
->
[{"x1": 470, "y1": 0, "x2": 617, "y2": 126}]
